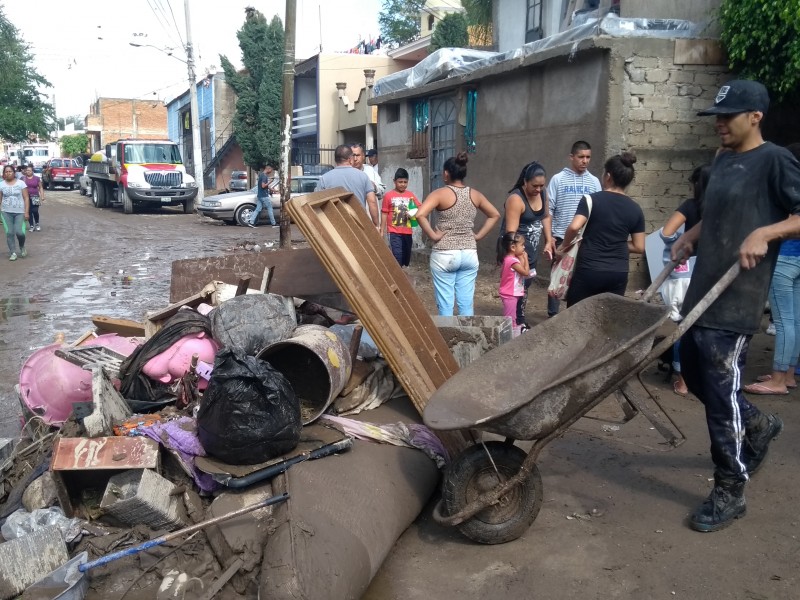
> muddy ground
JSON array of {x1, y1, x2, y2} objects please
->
[{"x1": 1, "y1": 191, "x2": 798, "y2": 599}]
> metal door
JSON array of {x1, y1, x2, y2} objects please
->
[{"x1": 429, "y1": 96, "x2": 457, "y2": 192}]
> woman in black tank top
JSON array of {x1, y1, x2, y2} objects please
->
[{"x1": 500, "y1": 162, "x2": 555, "y2": 329}]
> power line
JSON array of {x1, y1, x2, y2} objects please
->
[
  {"x1": 162, "y1": 0, "x2": 185, "y2": 47},
  {"x1": 146, "y1": 0, "x2": 182, "y2": 48}
]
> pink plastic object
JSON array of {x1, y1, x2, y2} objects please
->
[
  {"x1": 18, "y1": 335, "x2": 141, "y2": 426},
  {"x1": 142, "y1": 332, "x2": 218, "y2": 389}
]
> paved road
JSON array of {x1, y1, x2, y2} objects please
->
[{"x1": 0, "y1": 189, "x2": 282, "y2": 436}]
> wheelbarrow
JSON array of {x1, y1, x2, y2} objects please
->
[{"x1": 423, "y1": 258, "x2": 741, "y2": 544}]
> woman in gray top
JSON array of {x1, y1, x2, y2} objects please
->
[
  {"x1": 416, "y1": 153, "x2": 500, "y2": 316},
  {"x1": 0, "y1": 164, "x2": 30, "y2": 260}
]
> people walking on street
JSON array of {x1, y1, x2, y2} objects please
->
[
  {"x1": 497, "y1": 232, "x2": 532, "y2": 336},
  {"x1": 415, "y1": 152, "x2": 500, "y2": 316},
  {"x1": 557, "y1": 152, "x2": 645, "y2": 307},
  {"x1": 501, "y1": 161, "x2": 555, "y2": 330},
  {"x1": 671, "y1": 79, "x2": 800, "y2": 533},
  {"x1": 248, "y1": 164, "x2": 278, "y2": 228},
  {"x1": 318, "y1": 145, "x2": 379, "y2": 225},
  {"x1": 547, "y1": 141, "x2": 601, "y2": 317},
  {"x1": 0, "y1": 164, "x2": 30, "y2": 260},
  {"x1": 659, "y1": 164, "x2": 710, "y2": 397},
  {"x1": 351, "y1": 143, "x2": 385, "y2": 226},
  {"x1": 381, "y1": 168, "x2": 419, "y2": 267},
  {"x1": 22, "y1": 165, "x2": 44, "y2": 231}
]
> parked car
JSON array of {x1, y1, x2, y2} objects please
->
[
  {"x1": 197, "y1": 176, "x2": 320, "y2": 226},
  {"x1": 228, "y1": 170, "x2": 249, "y2": 192},
  {"x1": 42, "y1": 158, "x2": 82, "y2": 190},
  {"x1": 77, "y1": 166, "x2": 91, "y2": 196}
]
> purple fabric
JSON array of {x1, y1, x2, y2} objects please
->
[
  {"x1": 140, "y1": 417, "x2": 217, "y2": 492},
  {"x1": 23, "y1": 175, "x2": 40, "y2": 198}
]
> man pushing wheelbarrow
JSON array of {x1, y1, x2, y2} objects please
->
[{"x1": 671, "y1": 80, "x2": 800, "y2": 532}]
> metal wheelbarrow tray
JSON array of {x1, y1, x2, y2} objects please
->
[
  {"x1": 423, "y1": 261, "x2": 740, "y2": 545},
  {"x1": 424, "y1": 293, "x2": 669, "y2": 440}
]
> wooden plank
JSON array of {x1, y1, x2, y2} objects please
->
[
  {"x1": 91, "y1": 315, "x2": 146, "y2": 337},
  {"x1": 286, "y1": 188, "x2": 467, "y2": 454},
  {"x1": 169, "y1": 247, "x2": 340, "y2": 302},
  {"x1": 51, "y1": 436, "x2": 159, "y2": 471}
]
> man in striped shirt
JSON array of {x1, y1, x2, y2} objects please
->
[{"x1": 546, "y1": 140, "x2": 601, "y2": 317}]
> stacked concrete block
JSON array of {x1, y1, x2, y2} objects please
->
[
  {"x1": 0, "y1": 526, "x2": 69, "y2": 600},
  {"x1": 433, "y1": 315, "x2": 513, "y2": 368},
  {"x1": 100, "y1": 469, "x2": 186, "y2": 531}
]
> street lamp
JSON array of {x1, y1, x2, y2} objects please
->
[{"x1": 129, "y1": 13, "x2": 204, "y2": 206}]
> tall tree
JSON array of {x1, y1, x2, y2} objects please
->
[
  {"x1": 462, "y1": 0, "x2": 493, "y2": 47},
  {"x1": 379, "y1": 0, "x2": 426, "y2": 48},
  {"x1": 220, "y1": 8, "x2": 284, "y2": 169},
  {"x1": 719, "y1": 0, "x2": 800, "y2": 101},
  {"x1": 0, "y1": 6, "x2": 54, "y2": 141},
  {"x1": 430, "y1": 12, "x2": 469, "y2": 52}
]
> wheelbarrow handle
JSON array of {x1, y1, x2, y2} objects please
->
[
  {"x1": 641, "y1": 249, "x2": 688, "y2": 303},
  {"x1": 643, "y1": 260, "x2": 741, "y2": 366}
]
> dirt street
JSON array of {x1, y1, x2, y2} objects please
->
[{"x1": 2, "y1": 191, "x2": 799, "y2": 599}]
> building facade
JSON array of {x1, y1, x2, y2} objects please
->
[{"x1": 85, "y1": 98, "x2": 168, "y2": 152}]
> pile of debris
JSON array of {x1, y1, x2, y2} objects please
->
[{"x1": 0, "y1": 189, "x2": 513, "y2": 599}]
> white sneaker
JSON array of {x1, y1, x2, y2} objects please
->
[
  {"x1": 766, "y1": 323, "x2": 776, "y2": 336},
  {"x1": 9, "y1": 253, "x2": 16, "y2": 261},
  {"x1": 35, "y1": 225, "x2": 41, "y2": 231}
]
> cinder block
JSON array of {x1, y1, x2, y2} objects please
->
[
  {"x1": 100, "y1": 469, "x2": 186, "y2": 531},
  {"x1": 433, "y1": 316, "x2": 513, "y2": 368},
  {"x1": 0, "y1": 438, "x2": 14, "y2": 468},
  {"x1": 0, "y1": 526, "x2": 69, "y2": 600},
  {"x1": 83, "y1": 367, "x2": 132, "y2": 437}
]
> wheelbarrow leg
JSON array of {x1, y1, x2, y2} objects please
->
[{"x1": 619, "y1": 377, "x2": 686, "y2": 447}]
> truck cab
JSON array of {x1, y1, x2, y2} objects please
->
[{"x1": 86, "y1": 139, "x2": 198, "y2": 214}]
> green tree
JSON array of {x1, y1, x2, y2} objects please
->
[
  {"x1": 719, "y1": 0, "x2": 800, "y2": 101},
  {"x1": 430, "y1": 13, "x2": 469, "y2": 52},
  {"x1": 60, "y1": 133, "x2": 88, "y2": 157},
  {"x1": 462, "y1": 0, "x2": 493, "y2": 47},
  {"x1": 379, "y1": 0, "x2": 426, "y2": 48},
  {"x1": 0, "y1": 6, "x2": 54, "y2": 141},
  {"x1": 220, "y1": 8, "x2": 284, "y2": 169}
]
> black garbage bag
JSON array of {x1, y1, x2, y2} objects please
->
[
  {"x1": 210, "y1": 294, "x2": 296, "y2": 356},
  {"x1": 197, "y1": 348, "x2": 301, "y2": 464}
]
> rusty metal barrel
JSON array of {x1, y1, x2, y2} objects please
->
[{"x1": 257, "y1": 325, "x2": 352, "y2": 424}]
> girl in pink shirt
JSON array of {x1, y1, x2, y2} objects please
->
[{"x1": 497, "y1": 232, "x2": 532, "y2": 336}]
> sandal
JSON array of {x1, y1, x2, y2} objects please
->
[
  {"x1": 755, "y1": 374, "x2": 797, "y2": 389},
  {"x1": 672, "y1": 380, "x2": 688, "y2": 397},
  {"x1": 743, "y1": 382, "x2": 789, "y2": 396}
]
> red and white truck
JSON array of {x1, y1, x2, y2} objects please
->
[{"x1": 86, "y1": 139, "x2": 198, "y2": 214}]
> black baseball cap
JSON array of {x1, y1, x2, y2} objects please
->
[
  {"x1": 697, "y1": 80, "x2": 770, "y2": 116},
  {"x1": 366, "y1": 149, "x2": 377, "y2": 157}
]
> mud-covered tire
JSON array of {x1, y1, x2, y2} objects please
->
[
  {"x1": 235, "y1": 204, "x2": 256, "y2": 227},
  {"x1": 68, "y1": 183, "x2": 74, "y2": 191},
  {"x1": 442, "y1": 441, "x2": 543, "y2": 545},
  {"x1": 121, "y1": 186, "x2": 133, "y2": 214},
  {"x1": 183, "y1": 199, "x2": 193, "y2": 214},
  {"x1": 92, "y1": 181, "x2": 106, "y2": 208}
]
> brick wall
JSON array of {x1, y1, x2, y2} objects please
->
[
  {"x1": 614, "y1": 41, "x2": 729, "y2": 285},
  {"x1": 95, "y1": 99, "x2": 168, "y2": 147}
]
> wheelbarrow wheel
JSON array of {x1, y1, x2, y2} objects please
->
[{"x1": 442, "y1": 441, "x2": 543, "y2": 544}]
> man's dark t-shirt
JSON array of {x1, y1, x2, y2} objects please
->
[
  {"x1": 681, "y1": 142, "x2": 800, "y2": 334},
  {"x1": 574, "y1": 191, "x2": 645, "y2": 272}
]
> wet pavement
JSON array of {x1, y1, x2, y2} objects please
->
[{"x1": 0, "y1": 190, "x2": 282, "y2": 436}]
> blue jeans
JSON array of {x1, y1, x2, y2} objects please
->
[
  {"x1": 251, "y1": 194, "x2": 275, "y2": 225},
  {"x1": 1, "y1": 211, "x2": 26, "y2": 254},
  {"x1": 768, "y1": 255, "x2": 800, "y2": 371},
  {"x1": 429, "y1": 249, "x2": 479, "y2": 316}
]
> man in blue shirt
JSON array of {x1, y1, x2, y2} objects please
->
[{"x1": 248, "y1": 164, "x2": 278, "y2": 228}]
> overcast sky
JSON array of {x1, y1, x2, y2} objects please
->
[{"x1": 3, "y1": 0, "x2": 383, "y2": 118}]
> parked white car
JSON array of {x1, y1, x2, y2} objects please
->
[
  {"x1": 78, "y1": 166, "x2": 91, "y2": 196},
  {"x1": 197, "y1": 176, "x2": 320, "y2": 226}
]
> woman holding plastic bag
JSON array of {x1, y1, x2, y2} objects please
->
[
  {"x1": 659, "y1": 164, "x2": 709, "y2": 396},
  {"x1": 554, "y1": 152, "x2": 645, "y2": 307}
]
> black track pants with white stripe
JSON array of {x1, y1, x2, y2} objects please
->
[{"x1": 680, "y1": 325, "x2": 762, "y2": 483}]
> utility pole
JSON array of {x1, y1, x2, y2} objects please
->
[
  {"x1": 279, "y1": 0, "x2": 297, "y2": 248},
  {"x1": 184, "y1": 0, "x2": 204, "y2": 208}
]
